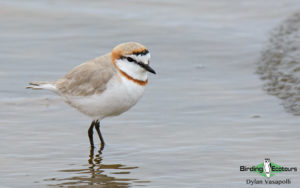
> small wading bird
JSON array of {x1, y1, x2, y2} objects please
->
[{"x1": 27, "y1": 42, "x2": 156, "y2": 149}]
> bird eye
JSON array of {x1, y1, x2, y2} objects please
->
[{"x1": 126, "y1": 57, "x2": 135, "y2": 62}]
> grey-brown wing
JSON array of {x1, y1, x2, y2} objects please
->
[{"x1": 55, "y1": 54, "x2": 116, "y2": 96}]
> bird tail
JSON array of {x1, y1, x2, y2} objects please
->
[{"x1": 26, "y1": 81, "x2": 56, "y2": 91}]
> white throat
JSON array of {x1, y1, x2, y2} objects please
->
[{"x1": 115, "y1": 53, "x2": 151, "y2": 81}]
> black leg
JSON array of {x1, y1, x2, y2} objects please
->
[
  {"x1": 88, "y1": 146, "x2": 95, "y2": 164},
  {"x1": 88, "y1": 121, "x2": 95, "y2": 148},
  {"x1": 95, "y1": 120, "x2": 105, "y2": 148}
]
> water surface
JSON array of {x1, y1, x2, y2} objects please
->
[{"x1": 1, "y1": 0, "x2": 300, "y2": 187}]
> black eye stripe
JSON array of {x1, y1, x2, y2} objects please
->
[
  {"x1": 120, "y1": 55, "x2": 148, "y2": 67},
  {"x1": 126, "y1": 57, "x2": 135, "y2": 62},
  {"x1": 119, "y1": 49, "x2": 149, "y2": 62},
  {"x1": 120, "y1": 56, "x2": 136, "y2": 62},
  {"x1": 135, "y1": 61, "x2": 148, "y2": 70}
]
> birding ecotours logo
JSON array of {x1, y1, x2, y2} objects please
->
[{"x1": 240, "y1": 158, "x2": 297, "y2": 178}]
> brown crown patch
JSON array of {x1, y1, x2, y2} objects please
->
[
  {"x1": 110, "y1": 42, "x2": 149, "y2": 86},
  {"x1": 111, "y1": 42, "x2": 148, "y2": 62}
]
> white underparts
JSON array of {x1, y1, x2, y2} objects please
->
[{"x1": 63, "y1": 74, "x2": 146, "y2": 119}]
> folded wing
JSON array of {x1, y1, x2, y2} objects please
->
[{"x1": 56, "y1": 53, "x2": 116, "y2": 97}]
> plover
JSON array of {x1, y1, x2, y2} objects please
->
[{"x1": 27, "y1": 42, "x2": 156, "y2": 148}]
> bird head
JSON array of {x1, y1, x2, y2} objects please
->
[{"x1": 111, "y1": 42, "x2": 156, "y2": 83}]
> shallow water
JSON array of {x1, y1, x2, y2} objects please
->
[{"x1": 1, "y1": 0, "x2": 300, "y2": 187}]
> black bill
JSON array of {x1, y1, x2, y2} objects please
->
[{"x1": 142, "y1": 63, "x2": 156, "y2": 74}]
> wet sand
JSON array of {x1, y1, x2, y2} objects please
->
[
  {"x1": 1, "y1": 0, "x2": 300, "y2": 187},
  {"x1": 258, "y1": 12, "x2": 300, "y2": 116}
]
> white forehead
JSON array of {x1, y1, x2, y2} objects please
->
[{"x1": 126, "y1": 53, "x2": 151, "y2": 64}]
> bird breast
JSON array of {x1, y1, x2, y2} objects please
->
[{"x1": 64, "y1": 73, "x2": 146, "y2": 120}]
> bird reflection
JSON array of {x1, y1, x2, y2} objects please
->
[{"x1": 45, "y1": 147, "x2": 147, "y2": 187}]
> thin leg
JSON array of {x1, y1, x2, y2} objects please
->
[
  {"x1": 95, "y1": 120, "x2": 105, "y2": 148},
  {"x1": 88, "y1": 146, "x2": 95, "y2": 164},
  {"x1": 88, "y1": 121, "x2": 95, "y2": 148}
]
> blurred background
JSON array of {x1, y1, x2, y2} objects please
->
[{"x1": 0, "y1": 0, "x2": 300, "y2": 187}]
